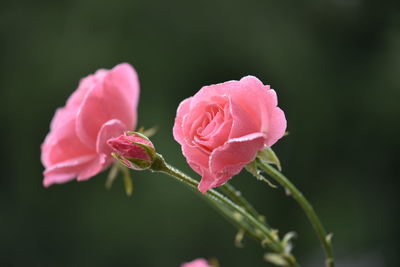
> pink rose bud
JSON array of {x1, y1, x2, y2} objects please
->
[
  {"x1": 107, "y1": 132, "x2": 156, "y2": 170},
  {"x1": 173, "y1": 76, "x2": 287, "y2": 193},
  {"x1": 181, "y1": 258, "x2": 212, "y2": 267}
]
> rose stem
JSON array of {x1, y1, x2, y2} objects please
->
[
  {"x1": 219, "y1": 182, "x2": 269, "y2": 227},
  {"x1": 256, "y1": 159, "x2": 335, "y2": 267},
  {"x1": 150, "y1": 154, "x2": 300, "y2": 267}
]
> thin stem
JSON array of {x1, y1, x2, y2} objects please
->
[
  {"x1": 204, "y1": 192, "x2": 262, "y2": 242},
  {"x1": 219, "y1": 183, "x2": 264, "y2": 223},
  {"x1": 257, "y1": 159, "x2": 335, "y2": 267},
  {"x1": 151, "y1": 155, "x2": 300, "y2": 267}
]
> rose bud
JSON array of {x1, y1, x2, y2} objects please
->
[{"x1": 107, "y1": 132, "x2": 156, "y2": 170}]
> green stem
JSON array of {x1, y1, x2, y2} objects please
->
[
  {"x1": 219, "y1": 183, "x2": 268, "y2": 226},
  {"x1": 257, "y1": 159, "x2": 335, "y2": 267},
  {"x1": 151, "y1": 154, "x2": 300, "y2": 267}
]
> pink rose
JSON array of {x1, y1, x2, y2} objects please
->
[
  {"x1": 181, "y1": 258, "x2": 212, "y2": 267},
  {"x1": 173, "y1": 76, "x2": 286, "y2": 193},
  {"x1": 41, "y1": 63, "x2": 140, "y2": 187}
]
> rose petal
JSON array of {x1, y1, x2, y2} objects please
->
[
  {"x1": 76, "y1": 154, "x2": 107, "y2": 181},
  {"x1": 210, "y1": 132, "x2": 266, "y2": 179},
  {"x1": 96, "y1": 119, "x2": 127, "y2": 157},
  {"x1": 43, "y1": 155, "x2": 96, "y2": 187},
  {"x1": 76, "y1": 63, "x2": 139, "y2": 148},
  {"x1": 102, "y1": 63, "x2": 140, "y2": 129},
  {"x1": 173, "y1": 97, "x2": 192, "y2": 145},
  {"x1": 228, "y1": 96, "x2": 259, "y2": 139},
  {"x1": 41, "y1": 108, "x2": 93, "y2": 167}
]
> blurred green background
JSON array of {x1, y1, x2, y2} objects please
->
[{"x1": 1, "y1": 0, "x2": 399, "y2": 266}]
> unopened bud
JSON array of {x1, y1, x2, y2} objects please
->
[{"x1": 107, "y1": 132, "x2": 156, "y2": 170}]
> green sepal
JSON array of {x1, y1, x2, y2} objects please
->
[
  {"x1": 111, "y1": 152, "x2": 131, "y2": 169},
  {"x1": 125, "y1": 156, "x2": 153, "y2": 170},
  {"x1": 105, "y1": 163, "x2": 119, "y2": 189},
  {"x1": 122, "y1": 167, "x2": 133, "y2": 196},
  {"x1": 245, "y1": 161, "x2": 277, "y2": 188},
  {"x1": 138, "y1": 126, "x2": 158, "y2": 138},
  {"x1": 126, "y1": 139, "x2": 156, "y2": 161},
  {"x1": 257, "y1": 147, "x2": 282, "y2": 171}
]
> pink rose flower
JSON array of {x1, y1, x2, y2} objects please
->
[
  {"x1": 173, "y1": 76, "x2": 286, "y2": 193},
  {"x1": 181, "y1": 258, "x2": 212, "y2": 267},
  {"x1": 41, "y1": 63, "x2": 140, "y2": 187}
]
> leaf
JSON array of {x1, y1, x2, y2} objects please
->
[
  {"x1": 264, "y1": 253, "x2": 288, "y2": 266},
  {"x1": 282, "y1": 231, "x2": 297, "y2": 253},
  {"x1": 234, "y1": 228, "x2": 245, "y2": 248},
  {"x1": 257, "y1": 147, "x2": 282, "y2": 171},
  {"x1": 326, "y1": 233, "x2": 334, "y2": 244},
  {"x1": 245, "y1": 161, "x2": 277, "y2": 188}
]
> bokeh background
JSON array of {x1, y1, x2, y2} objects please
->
[{"x1": 1, "y1": 0, "x2": 399, "y2": 266}]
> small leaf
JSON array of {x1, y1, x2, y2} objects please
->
[
  {"x1": 245, "y1": 161, "x2": 277, "y2": 188},
  {"x1": 282, "y1": 231, "x2": 297, "y2": 253},
  {"x1": 264, "y1": 253, "x2": 288, "y2": 266},
  {"x1": 257, "y1": 147, "x2": 282, "y2": 171},
  {"x1": 235, "y1": 228, "x2": 245, "y2": 248},
  {"x1": 105, "y1": 163, "x2": 119, "y2": 189},
  {"x1": 326, "y1": 233, "x2": 334, "y2": 244}
]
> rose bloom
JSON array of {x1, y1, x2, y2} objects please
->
[
  {"x1": 181, "y1": 258, "x2": 212, "y2": 267},
  {"x1": 173, "y1": 76, "x2": 286, "y2": 193},
  {"x1": 41, "y1": 63, "x2": 140, "y2": 187}
]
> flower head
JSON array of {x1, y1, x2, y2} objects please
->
[
  {"x1": 41, "y1": 63, "x2": 140, "y2": 187},
  {"x1": 173, "y1": 76, "x2": 286, "y2": 193}
]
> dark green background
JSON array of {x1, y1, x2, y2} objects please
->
[{"x1": 1, "y1": 0, "x2": 399, "y2": 266}]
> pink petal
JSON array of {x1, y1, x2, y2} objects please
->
[
  {"x1": 198, "y1": 169, "x2": 223, "y2": 194},
  {"x1": 228, "y1": 96, "x2": 259, "y2": 139},
  {"x1": 173, "y1": 97, "x2": 192, "y2": 145},
  {"x1": 41, "y1": 108, "x2": 94, "y2": 167},
  {"x1": 43, "y1": 155, "x2": 96, "y2": 187},
  {"x1": 102, "y1": 63, "x2": 140, "y2": 129},
  {"x1": 76, "y1": 63, "x2": 139, "y2": 148},
  {"x1": 265, "y1": 105, "x2": 287, "y2": 147},
  {"x1": 66, "y1": 69, "x2": 108, "y2": 108},
  {"x1": 210, "y1": 133, "x2": 266, "y2": 180},
  {"x1": 96, "y1": 119, "x2": 127, "y2": 157},
  {"x1": 76, "y1": 82, "x2": 107, "y2": 148},
  {"x1": 76, "y1": 154, "x2": 108, "y2": 181}
]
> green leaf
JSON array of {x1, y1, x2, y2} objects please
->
[
  {"x1": 257, "y1": 147, "x2": 282, "y2": 171},
  {"x1": 245, "y1": 161, "x2": 277, "y2": 188}
]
